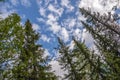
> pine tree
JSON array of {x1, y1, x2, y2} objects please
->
[
  {"x1": 58, "y1": 7, "x2": 120, "y2": 80},
  {"x1": 0, "y1": 13, "x2": 24, "y2": 79},
  {"x1": 58, "y1": 38, "x2": 81, "y2": 80},
  {"x1": 0, "y1": 14, "x2": 57, "y2": 80},
  {"x1": 73, "y1": 39, "x2": 111, "y2": 80},
  {"x1": 12, "y1": 20, "x2": 57, "y2": 80},
  {"x1": 80, "y1": 8, "x2": 120, "y2": 79},
  {"x1": 58, "y1": 37, "x2": 109, "y2": 80}
]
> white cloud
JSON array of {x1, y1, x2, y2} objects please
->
[
  {"x1": 62, "y1": 18, "x2": 76, "y2": 29},
  {"x1": 47, "y1": 14, "x2": 61, "y2": 34},
  {"x1": 36, "y1": 0, "x2": 50, "y2": 7},
  {"x1": 47, "y1": 14, "x2": 69, "y2": 42},
  {"x1": 48, "y1": 13, "x2": 58, "y2": 21},
  {"x1": 82, "y1": 29, "x2": 94, "y2": 48},
  {"x1": 69, "y1": 40, "x2": 75, "y2": 50},
  {"x1": 60, "y1": 27, "x2": 69, "y2": 42},
  {"x1": 43, "y1": 49, "x2": 50, "y2": 58},
  {"x1": 48, "y1": 4, "x2": 64, "y2": 17},
  {"x1": 39, "y1": 7, "x2": 46, "y2": 17},
  {"x1": 49, "y1": 60, "x2": 67, "y2": 79},
  {"x1": 61, "y1": 0, "x2": 69, "y2": 7},
  {"x1": 37, "y1": 17, "x2": 45, "y2": 22},
  {"x1": 0, "y1": 3, "x2": 16, "y2": 19},
  {"x1": 61, "y1": 0, "x2": 74, "y2": 12},
  {"x1": 21, "y1": 0, "x2": 31, "y2": 7},
  {"x1": 49, "y1": 22, "x2": 61, "y2": 34},
  {"x1": 69, "y1": 19, "x2": 76, "y2": 28},
  {"x1": 32, "y1": 23, "x2": 40, "y2": 31},
  {"x1": 41, "y1": 34, "x2": 50, "y2": 43},
  {"x1": 0, "y1": 10, "x2": 15, "y2": 19},
  {"x1": 73, "y1": 28, "x2": 82, "y2": 40},
  {"x1": 79, "y1": 0, "x2": 120, "y2": 14}
]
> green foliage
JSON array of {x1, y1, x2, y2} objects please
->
[
  {"x1": 0, "y1": 15, "x2": 57, "y2": 80},
  {"x1": 57, "y1": 8, "x2": 120, "y2": 80},
  {"x1": 12, "y1": 20, "x2": 57, "y2": 80},
  {"x1": 0, "y1": 13, "x2": 24, "y2": 79},
  {"x1": 58, "y1": 37, "x2": 109, "y2": 80},
  {"x1": 58, "y1": 38, "x2": 81, "y2": 80},
  {"x1": 80, "y1": 8, "x2": 120, "y2": 79}
]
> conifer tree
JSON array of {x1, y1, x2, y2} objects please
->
[
  {"x1": 58, "y1": 38, "x2": 81, "y2": 80},
  {"x1": 58, "y1": 7, "x2": 120, "y2": 80},
  {"x1": 58, "y1": 37, "x2": 109, "y2": 80},
  {"x1": 12, "y1": 20, "x2": 57, "y2": 80},
  {"x1": 0, "y1": 14, "x2": 57, "y2": 80},
  {"x1": 0, "y1": 13, "x2": 24, "y2": 79},
  {"x1": 80, "y1": 8, "x2": 120, "y2": 79}
]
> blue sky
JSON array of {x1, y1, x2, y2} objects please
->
[
  {"x1": 0, "y1": 0, "x2": 120, "y2": 77},
  {"x1": 0, "y1": 0, "x2": 83, "y2": 57}
]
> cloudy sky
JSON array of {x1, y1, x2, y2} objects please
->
[{"x1": 0, "y1": 0, "x2": 120, "y2": 78}]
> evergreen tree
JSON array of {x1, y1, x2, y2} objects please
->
[
  {"x1": 80, "y1": 8, "x2": 120, "y2": 79},
  {"x1": 58, "y1": 7, "x2": 120, "y2": 80},
  {"x1": 58, "y1": 37, "x2": 108, "y2": 80},
  {"x1": 0, "y1": 13, "x2": 24, "y2": 79},
  {"x1": 0, "y1": 14, "x2": 57, "y2": 80},
  {"x1": 58, "y1": 38, "x2": 81, "y2": 80},
  {"x1": 12, "y1": 20, "x2": 57, "y2": 80}
]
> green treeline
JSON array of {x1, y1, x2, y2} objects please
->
[{"x1": 0, "y1": 2, "x2": 120, "y2": 80}]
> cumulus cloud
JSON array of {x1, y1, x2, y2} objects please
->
[
  {"x1": 36, "y1": 0, "x2": 82, "y2": 43},
  {"x1": 43, "y1": 49, "x2": 50, "y2": 58},
  {"x1": 41, "y1": 34, "x2": 51, "y2": 43},
  {"x1": 49, "y1": 60, "x2": 67, "y2": 79},
  {"x1": 47, "y1": 13, "x2": 61, "y2": 34},
  {"x1": 39, "y1": 7, "x2": 46, "y2": 17},
  {"x1": 62, "y1": 18, "x2": 76, "y2": 29},
  {"x1": 82, "y1": 29, "x2": 94, "y2": 48},
  {"x1": 68, "y1": 40, "x2": 75, "y2": 50},
  {"x1": 73, "y1": 28, "x2": 82, "y2": 40},
  {"x1": 47, "y1": 13, "x2": 58, "y2": 21},
  {"x1": 48, "y1": 21, "x2": 61, "y2": 34},
  {"x1": 79, "y1": 0, "x2": 120, "y2": 14},
  {"x1": 60, "y1": 27, "x2": 69, "y2": 42},
  {"x1": 32, "y1": 23, "x2": 40, "y2": 31},
  {"x1": 61, "y1": 0, "x2": 74, "y2": 12},
  {"x1": 0, "y1": 3, "x2": 16, "y2": 19},
  {"x1": 48, "y1": 4, "x2": 64, "y2": 17}
]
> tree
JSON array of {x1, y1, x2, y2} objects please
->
[
  {"x1": 12, "y1": 20, "x2": 57, "y2": 80},
  {"x1": 58, "y1": 37, "x2": 109, "y2": 80},
  {"x1": 57, "y1": 7, "x2": 120, "y2": 80},
  {"x1": 0, "y1": 13, "x2": 24, "y2": 79},
  {"x1": 0, "y1": 14, "x2": 57, "y2": 80},
  {"x1": 58, "y1": 38, "x2": 81, "y2": 80},
  {"x1": 80, "y1": 8, "x2": 120, "y2": 79}
]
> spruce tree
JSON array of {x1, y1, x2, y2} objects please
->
[
  {"x1": 12, "y1": 20, "x2": 57, "y2": 80},
  {"x1": 58, "y1": 7, "x2": 120, "y2": 80},
  {"x1": 80, "y1": 8, "x2": 120, "y2": 79},
  {"x1": 0, "y1": 15, "x2": 57, "y2": 80},
  {"x1": 58, "y1": 37, "x2": 108, "y2": 80},
  {"x1": 58, "y1": 38, "x2": 81, "y2": 80}
]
